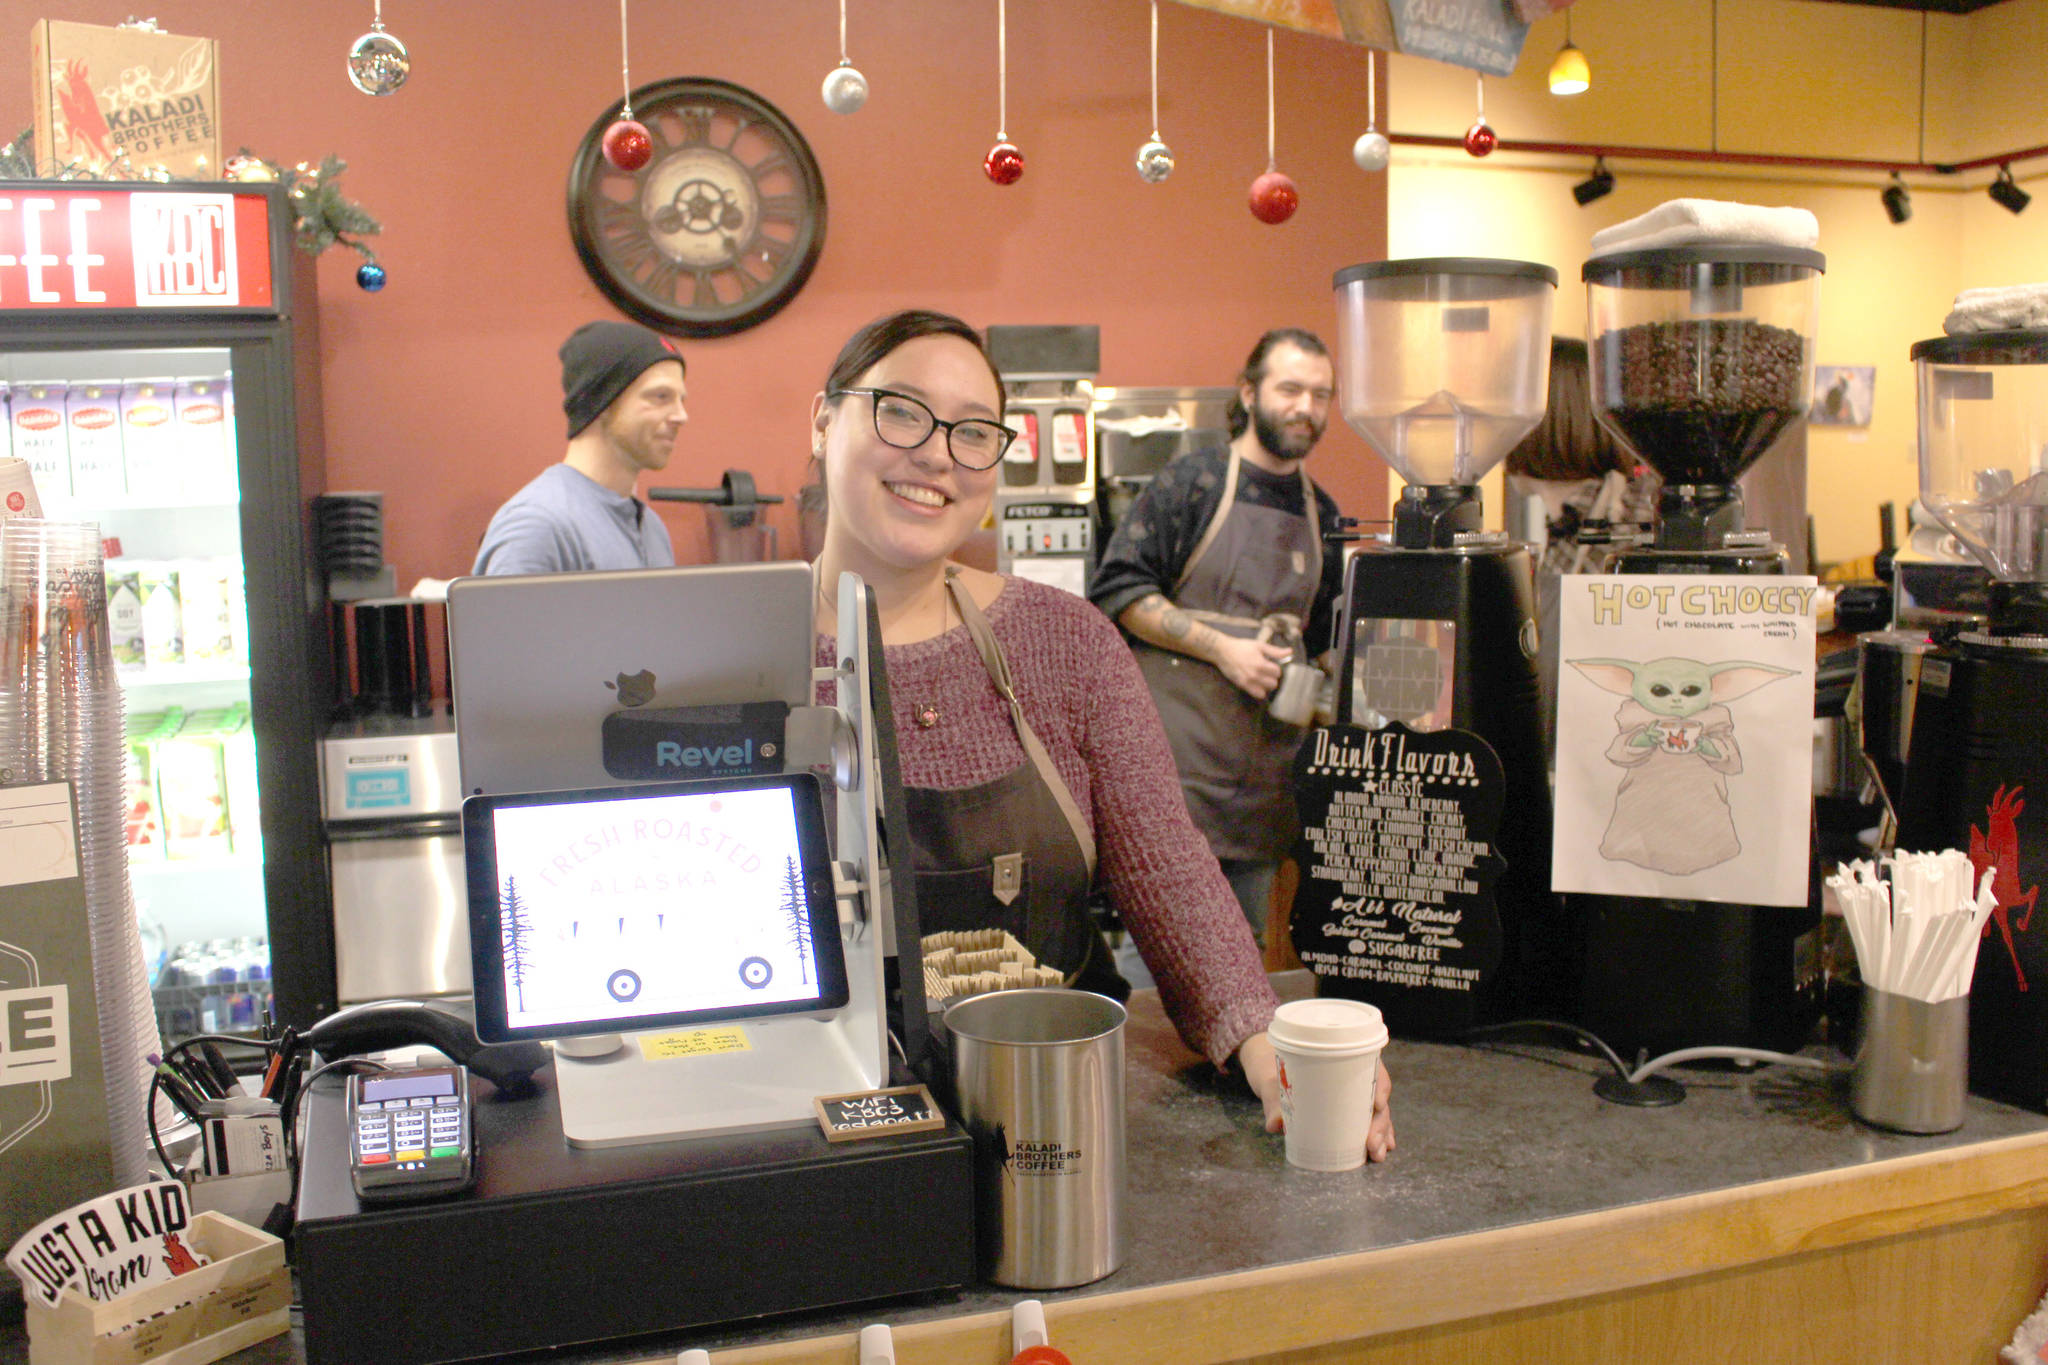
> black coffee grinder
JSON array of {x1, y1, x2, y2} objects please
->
[
  {"x1": 1573, "y1": 244, "x2": 1827, "y2": 1058},
  {"x1": 1895, "y1": 326, "x2": 2048, "y2": 1110},
  {"x1": 1317, "y1": 258, "x2": 1573, "y2": 1034}
]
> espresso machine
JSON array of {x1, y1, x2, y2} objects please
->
[
  {"x1": 1895, "y1": 326, "x2": 2048, "y2": 1110},
  {"x1": 1574, "y1": 243, "x2": 1826, "y2": 1057},
  {"x1": 1325, "y1": 257, "x2": 1573, "y2": 1033}
]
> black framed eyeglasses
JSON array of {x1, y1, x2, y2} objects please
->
[{"x1": 831, "y1": 387, "x2": 1017, "y2": 471}]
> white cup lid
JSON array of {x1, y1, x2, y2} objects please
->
[{"x1": 1268, "y1": 997, "x2": 1389, "y2": 1052}]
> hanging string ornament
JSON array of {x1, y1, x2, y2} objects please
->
[
  {"x1": 822, "y1": 0, "x2": 869, "y2": 114},
  {"x1": 347, "y1": 0, "x2": 410, "y2": 96},
  {"x1": 1135, "y1": 1, "x2": 1174, "y2": 183},
  {"x1": 1352, "y1": 52, "x2": 1389, "y2": 173},
  {"x1": 984, "y1": 0, "x2": 1024, "y2": 184},
  {"x1": 1464, "y1": 73, "x2": 1497, "y2": 157},
  {"x1": 1248, "y1": 28, "x2": 1298, "y2": 224},
  {"x1": 601, "y1": 0, "x2": 653, "y2": 172}
]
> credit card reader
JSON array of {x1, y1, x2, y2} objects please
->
[{"x1": 347, "y1": 1064, "x2": 475, "y2": 1202}]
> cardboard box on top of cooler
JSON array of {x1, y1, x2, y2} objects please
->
[{"x1": 29, "y1": 19, "x2": 220, "y2": 179}]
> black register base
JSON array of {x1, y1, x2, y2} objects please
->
[{"x1": 292, "y1": 1063, "x2": 975, "y2": 1365}]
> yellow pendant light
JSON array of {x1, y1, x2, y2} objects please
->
[{"x1": 1549, "y1": 8, "x2": 1590, "y2": 96}]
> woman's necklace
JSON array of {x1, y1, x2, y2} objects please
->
[{"x1": 817, "y1": 572, "x2": 951, "y2": 728}]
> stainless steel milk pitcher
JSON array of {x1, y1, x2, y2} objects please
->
[{"x1": 944, "y1": 988, "x2": 1126, "y2": 1289}]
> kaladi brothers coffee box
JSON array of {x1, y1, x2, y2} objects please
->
[
  {"x1": 30, "y1": 20, "x2": 221, "y2": 180},
  {"x1": 119, "y1": 379, "x2": 178, "y2": 501},
  {"x1": 12, "y1": 382, "x2": 69, "y2": 498},
  {"x1": 65, "y1": 382, "x2": 125, "y2": 501}
]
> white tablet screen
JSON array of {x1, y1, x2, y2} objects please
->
[{"x1": 482, "y1": 782, "x2": 836, "y2": 1034}]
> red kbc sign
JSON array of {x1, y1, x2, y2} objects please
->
[{"x1": 0, "y1": 189, "x2": 272, "y2": 309}]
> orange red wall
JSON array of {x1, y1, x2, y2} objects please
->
[{"x1": 3, "y1": 2, "x2": 1392, "y2": 578}]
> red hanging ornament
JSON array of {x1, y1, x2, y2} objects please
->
[
  {"x1": 1463, "y1": 73, "x2": 1496, "y2": 158},
  {"x1": 602, "y1": 118, "x2": 652, "y2": 171},
  {"x1": 1249, "y1": 169, "x2": 1298, "y2": 225},
  {"x1": 985, "y1": 140, "x2": 1024, "y2": 185}
]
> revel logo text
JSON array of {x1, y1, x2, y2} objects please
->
[{"x1": 656, "y1": 739, "x2": 753, "y2": 770}]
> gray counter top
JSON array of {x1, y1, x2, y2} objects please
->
[
  {"x1": 12, "y1": 973, "x2": 2043, "y2": 1363},
  {"x1": 614, "y1": 971, "x2": 2048, "y2": 1360}
]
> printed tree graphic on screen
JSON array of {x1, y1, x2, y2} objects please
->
[
  {"x1": 501, "y1": 876, "x2": 535, "y2": 1011},
  {"x1": 782, "y1": 856, "x2": 813, "y2": 985}
]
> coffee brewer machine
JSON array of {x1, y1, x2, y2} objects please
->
[
  {"x1": 1574, "y1": 243, "x2": 1826, "y2": 1057},
  {"x1": 1327, "y1": 258, "x2": 1572, "y2": 1031},
  {"x1": 1896, "y1": 326, "x2": 2048, "y2": 1110}
]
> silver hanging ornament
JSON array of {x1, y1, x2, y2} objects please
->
[
  {"x1": 822, "y1": 62, "x2": 869, "y2": 115},
  {"x1": 1136, "y1": 139, "x2": 1175, "y2": 184},
  {"x1": 1352, "y1": 54, "x2": 1388, "y2": 172},
  {"x1": 347, "y1": 7, "x2": 409, "y2": 97},
  {"x1": 1352, "y1": 131, "x2": 1390, "y2": 172},
  {"x1": 1137, "y1": 5, "x2": 1172, "y2": 183}
]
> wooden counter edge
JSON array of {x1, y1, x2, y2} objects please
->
[{"x1": 655, "y1": 1128, "x2": 2048, "y2": 1365}]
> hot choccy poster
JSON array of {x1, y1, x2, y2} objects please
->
[{"x1": 1551, "y1": 574, "x2": 1818, "y2": 907}]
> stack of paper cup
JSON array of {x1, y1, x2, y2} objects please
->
[
  {"x1": 0, "y1": 455, "x2": 43, "y2": 523},
  {"x1": 1268, "y1": 997, "x2": 1389, "y2": 1172},
  {"x1": 0, "y1": 519, "x2": 160, "y2": 1187}
]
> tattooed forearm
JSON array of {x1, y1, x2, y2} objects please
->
[{"x1": 1119, "y1": 593, "x2": 1220, "y2": 662}]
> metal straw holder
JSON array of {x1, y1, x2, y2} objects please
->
[{"x1": 1851, "y1": 985, "x2": 1968, "y2": 1134}]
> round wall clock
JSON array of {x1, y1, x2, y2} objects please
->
[{"x1": 567, "y1": 78, "x2": 828, "y2": 337}]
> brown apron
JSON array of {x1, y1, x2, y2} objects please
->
[
  {"x1": 906, "y1": 572, "x2": 1126, "y2": 998},
  {"x1": 1133, "y1": 447, "x2": 1323, "y2": 862}
]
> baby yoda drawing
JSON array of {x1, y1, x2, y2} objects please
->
[{"x1": 1568, "y1": 656, "x2": 1796, "y2": 876}]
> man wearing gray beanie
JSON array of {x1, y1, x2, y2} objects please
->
[{"x1": 473, "y1": 320, "x2": 687, "y2": 575}]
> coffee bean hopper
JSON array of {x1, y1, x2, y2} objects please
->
[
  {"x1": 1571, "y1": 243, "x2": 1827, "y2": 1059},
  {"x1": 1584, "y1": 245, "x2": 1825, "y2": 569},
  {"x1": 1895, "y1": 326, "x2": 2048, "y2": 1110},
  {"x1": 1327, "y1": 258, "x2": 1576, "y2": 1033}
]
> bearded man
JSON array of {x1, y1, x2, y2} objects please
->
[{"x1": 1089, "y1": 329, "x2": 1343, "y2": 945}]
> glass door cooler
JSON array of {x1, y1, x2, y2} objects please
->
[{"x1": 0, "y1": 181, "x2": 333, "y2": 1040}]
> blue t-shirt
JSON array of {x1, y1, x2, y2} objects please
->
[{"x1": 472, "y1": 464, "x2": 675, "y2": 576}]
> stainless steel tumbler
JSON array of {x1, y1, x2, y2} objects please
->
[
  {"x1": 945, "y1": 988, "x2": 1126, "y2": 1289},
  {"x1": 1852, "y1": 985, "x2": 1968, "y2": 1134}
]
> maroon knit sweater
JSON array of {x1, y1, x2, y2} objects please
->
[{"x1": 819, "y1": 577, "x2": 1278, "y2": 1067}]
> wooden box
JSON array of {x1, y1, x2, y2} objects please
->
[
  {"x1": 24, "y1": 1212, "x2": 289, "y2": 1365},
  {"x1": 29, "y1": 19, "x2": 221, "y2": 179}
]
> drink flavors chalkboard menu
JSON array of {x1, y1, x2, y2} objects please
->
[{"x1": 1289, "y1": 723, "x2": 1507, "y2": 1035}]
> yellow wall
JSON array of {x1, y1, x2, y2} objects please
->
[{"x1": 1386, "y1": 0, "x2": 2048, "y2": 565}]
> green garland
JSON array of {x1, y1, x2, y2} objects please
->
[{"x1": 0, "y1": 129, "x2": 381, "y2": 265}]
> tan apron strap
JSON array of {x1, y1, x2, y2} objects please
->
[
  {"x1": 1299, "y1": 464, "x2": 1324, "y2": 618},
  {"x1": 1172, "y1": 445, "x2": 1242, "y2": 596},
  {"x1": 946, "y1": 571, "x2": 1098, "y2": 878}
]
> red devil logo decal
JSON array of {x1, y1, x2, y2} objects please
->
[
  {"x1": 1969, "y1": 785, "x2": 2039, "y2": 992},
  {"x1": 55, "y1": 60, "x2": 115, "y2": 164},
  {"x1": 160, "y1": 1231, "x2": 201, "y2": 1276}
]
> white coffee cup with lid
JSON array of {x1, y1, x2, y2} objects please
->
[{"x1": 1267, "y1": 997, "x2": 1389, "y2": 1172}]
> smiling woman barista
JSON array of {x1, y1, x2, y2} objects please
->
[{"x1": 809, "y1": 309, "x2": 1394, "y2": 1161}]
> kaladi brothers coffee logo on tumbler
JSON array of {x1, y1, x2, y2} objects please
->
[{"x1": 1289, "y1": 723, "x2": 1507, "y2": 1035}]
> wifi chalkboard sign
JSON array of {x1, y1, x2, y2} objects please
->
[{"x1": 813, "y1": 1085, "x2": 945, "y2": 1142}]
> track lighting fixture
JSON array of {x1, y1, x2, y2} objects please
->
[
  {"x1": 1990, "y1": 166, "x2": 2030, "y2": 215},
  {"x1": 1573, "y1": 157, "x2": 1614, "y2": 206},
  {"x1": 1882, "y1": 174, "x2": 1911, "y2": 225}
]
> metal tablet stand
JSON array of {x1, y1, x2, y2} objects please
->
[{"x1": 550, "y1": 572, "x2": 897, "y2": 1148}]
